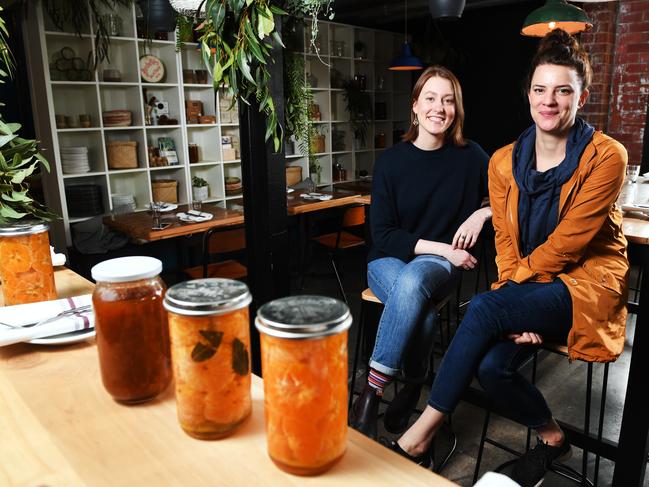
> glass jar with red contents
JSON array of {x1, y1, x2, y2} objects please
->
[
  {"x1": 91, "y1": 256, "x2": 171, "y2": 404},
  {"x1": 0, "y1": 221, "x2": 56, "y2": 306},
  {"x1": 255, "y1": 295, "x2": 352, "y2": 475}
]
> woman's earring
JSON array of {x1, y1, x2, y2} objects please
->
[{"x1": 413, "y1": 115, "x2": 419, "y2": 126}]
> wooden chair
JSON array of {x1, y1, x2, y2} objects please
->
[
  {"x1": 473, "y1": 342, "x2": 610, "y2": 487},
  {"x1": 305, "y1": 205, "x2": 366, "y2": 303},
  {"x1": 183, "y1": 226, "x2": 247, "y2": 280}
]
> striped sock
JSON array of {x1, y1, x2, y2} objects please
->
[{"x1": 368, "y1": 368, "x2": 393, "y2": 396}]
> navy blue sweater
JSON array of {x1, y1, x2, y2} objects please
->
[{"x1": 368, "y1": 141, "x2": 489, "y2": 263}]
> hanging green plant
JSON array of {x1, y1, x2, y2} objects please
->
[
  {"x1": 284, "y1": 0, "x2": 334, "y2": 54},
  {"x1": 342, "y1": 78, "x2": 372, "y2": 147},
  {"x1": 43, "y1": 0, "x2": 133, "y2": 68},
  {"x1": 0, "y1": 8, "x2": 57, "y2": 224},
  {"x1": 196, "y1": 0, "x2": 287, "y2": 152}
]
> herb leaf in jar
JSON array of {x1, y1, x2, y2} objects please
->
[
  {"x1": 232, "y1": 338, "x2": 249, "y2": 375},
  {"x1": 191, "y1": 342, "x2": 216, "y2": 362},
  {"x1": 200, "y1": 330, "x2": 223, "y2": 349}
]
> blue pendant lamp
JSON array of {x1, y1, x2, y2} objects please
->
[
  {"x1": 390, "y1": 0, "x2": 423, "y2": 71},
  {"x1": 521, "y1": 0, "x2": 593, "y2": 37}
]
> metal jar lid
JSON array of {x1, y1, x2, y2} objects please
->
[
  {"x1": 0, "y1": 220, "x2": 49, "y2": 237},
  {"x1": 255, "y1": 295, "x2": 352, "y2": 340},
  {"x1": 163, "y1": 278, "x2": 252, "y2": 316}
]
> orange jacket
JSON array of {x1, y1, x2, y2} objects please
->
[{"x1": 489, "y1": 131, "x2": 629, "y2": 362}]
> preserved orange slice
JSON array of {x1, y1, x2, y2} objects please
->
[
  {"x1": 0, "y1": 226, "x2": 56, "y2": 306},
  {"x1": 261, "y1": 331, "x2": 348, "y2": 475}
]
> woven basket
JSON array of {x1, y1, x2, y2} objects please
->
[
  {"x1": 107, "y1": 141, "x2": 138, "y2": 169},
  {"x1": 151, "y1": 179, "x2": 178, "y2": 203},
  {"x1": 286, "y1": 166, "x2": 302, "y2": 186},
  {"x1": 310, "y1": 135, "x2": 326, "y2": 154}
]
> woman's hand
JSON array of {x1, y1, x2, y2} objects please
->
[
  {"x1": 507, "y1": 332, "x2": 544, "y2": 345},
  {"x1": 452, "y1": 207, "x2": 491, "y2": 250},
  {"x1": 446, "y1": 248, "x2": 478, "y2": 270}
]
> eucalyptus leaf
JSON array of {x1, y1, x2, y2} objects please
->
[
  {"x1": 232, "y1": 338, "x2": 249, "y2": 376},
  {"x1": 199, "y1": 330, "x2": 224, "y2": 349}
]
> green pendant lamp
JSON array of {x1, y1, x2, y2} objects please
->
[
  {"x1": 390, "y1": 0, "x2": 424, "y2": 71},
  {"x1": 521, "y1": 0, "x2": 593, "y2": 37}
]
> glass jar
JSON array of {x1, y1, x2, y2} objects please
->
[
  {"x1": 91, "y1": 256, "x2": 171, "y2": 404},
  {"x1": 164, "y1": 278, "x2": 252, "y2": 439},
  {"x1": 255, "y1": 295, "x2": 352, "y2": 475},
  {"x1": 0, "y1": 221, "x2": 56, "y2": 306}
]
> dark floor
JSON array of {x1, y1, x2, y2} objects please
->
[{"x1": 293, "y1": 242, "x2": 648, "y2": 487}]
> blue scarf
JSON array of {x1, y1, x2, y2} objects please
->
[{"x1": 513, "y1": 118, "x2": 595, "y2": 256}]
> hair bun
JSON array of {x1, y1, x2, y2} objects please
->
[{"x1": 537, "y1": 29, "x2": 579, "y2": 57}]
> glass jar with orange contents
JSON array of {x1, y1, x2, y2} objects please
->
[
  {"x1": 0, "y1": 221, "x2": 56, "y2": 306},
  {"x1": 255, "y1": 295, "x2": 352, "y2": 475},
  {"x1": 91, "y1": 256, "x2": 171, "y2": 404},
  {"x1": 163, "y1": 278, "x2": 252, "y2": 439}
]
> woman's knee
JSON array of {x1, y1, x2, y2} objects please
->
[{"x1": 476, "y1": 352, "x2": 511, "y2": 392}]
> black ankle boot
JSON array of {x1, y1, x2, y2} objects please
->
[
  {"x1": 349, "y1": 383, "x2": 381, "y2": 439},
  {"x1": 383, "y1": 382, "x2": 422, "y2": 434}
]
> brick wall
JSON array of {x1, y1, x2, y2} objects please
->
[{"x1": 580, "y1": 0, "x2": 649, "y2": 165}]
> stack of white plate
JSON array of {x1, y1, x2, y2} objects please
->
[
  {"x1": 60, "y1": 146, "x2": 90, "y2": 174},
  {"x1": 111, "y1": 193, "x2": 136, "y2": 214}
]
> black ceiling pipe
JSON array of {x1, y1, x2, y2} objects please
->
[
  {"x1": 429, "y1": 0, "x2": 466, "y2": 20},
  {"x1": 138, "y1": 0, "x2": 178, "y2": 32}
]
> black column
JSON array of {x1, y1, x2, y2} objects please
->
[{"x1": 239, "y1": 21, "x2": 289, "y2": 375}]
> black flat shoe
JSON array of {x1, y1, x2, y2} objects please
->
[
  {"x1": 349, "y1": 383, "x2": 381, "y2": 439},
  {"x1": 383, "y1": 382, "x2": 422, "y2": 434},
  {"x1": 388, "y1": 439, "x2": 432, "y2": 469}
]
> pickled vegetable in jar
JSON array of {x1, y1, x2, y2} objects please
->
[
  {"x1": 91, "y1": 256, "x2": 171, "y2": 404},
  {"x1": 0, "y1": 221, "x2": 56, "y2": 306},
  {"x1": 164, "y1": 278, "x2": 252, "y2": 439},
  {"x1": 255, "y1": 295, "x2": 352, "y2": 475}
]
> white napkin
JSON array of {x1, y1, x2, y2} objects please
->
[
  {"x1": 474, "y1": 472, "x2": 521, "y2": 487},
  {"x1": 300, "y1": 192, "x2": 333, "y2": 201},
  {"x1": 0, "y1": 295, "x2": 94, "y2": 346},
  {"x1": 176, "y1": 211, "x2": 214, "y2": 223}
]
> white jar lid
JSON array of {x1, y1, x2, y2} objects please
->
[{"x1": 91, "y1": 256, "x2": 162, "y2": 283}]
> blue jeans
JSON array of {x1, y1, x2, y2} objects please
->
[
  {"x1": 428, "y1": 279, "x2": 572, "y2": 428},
  {"x1": 367, "y1": 255, "x2": 460, "y2": 381}
]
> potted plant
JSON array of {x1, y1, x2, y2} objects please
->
[
  {"x1": 0, "y1": 8, "x2": 59, "y2": 305},
  {"x1": 191, "y1": 175, "x2": 209, "y2": 201},
  {"x1": 342, "y1": 78, "x2": 372, "y2": 149}
]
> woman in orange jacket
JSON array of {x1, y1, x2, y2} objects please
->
[{"x1": 387, "y1": 30, "x2": 628, "y2": 487}]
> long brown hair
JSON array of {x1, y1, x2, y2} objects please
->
[{"x1": 403, "y1": 65, "x2": 467, "y2": 147}]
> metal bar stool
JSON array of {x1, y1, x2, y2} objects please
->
[
  {"x1": 349, "y1": 287, "x2": 456, "y2": 471},
  {"x1": 473, "y1": 342, "x2": 610, "y2": 486}
]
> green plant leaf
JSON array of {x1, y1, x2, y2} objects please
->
[
  {"x1": 0, "y1": 133, "x2": 16, "y2": 147},
  {"x1": 0, "y1": 203, "x2": 27, "y2": 218}
]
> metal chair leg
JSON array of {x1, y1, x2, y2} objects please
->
[
  {"x1": 349, "y1": 299, "x2": 365, "y2": 412},
  {"x1": 473, "y1": 408, "x2": 492, "y2": 484},
  {"x1": 330, "y1": 253, "x2": 348, "y2": 304}
]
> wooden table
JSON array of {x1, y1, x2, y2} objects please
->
[
  {"x1": 287, "y1": 190, "x2": 362, "y2": 216},
  {"x1": 103, "y1": 204, "x2": 244, "y2": 242},
  {"x1": 0, "y1": 269, "x2": 457, "y2": 486}
]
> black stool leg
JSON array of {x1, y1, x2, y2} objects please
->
[
  {"x1": 582, "y1": 362, "x2": 593, "y2": 486},
  {"x1": 593, "y1": 363, "x2": 609, "y2": 487},
  {"x1": 349, "y1": 299, "x2": 366, "y2": 411},
  {"x1": 330, "y1": 253, "x2": 348, "y2": 304},
  {"x1": 473, "y1": 409, "x2": 492, "y2": 484}
]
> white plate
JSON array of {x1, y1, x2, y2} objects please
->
[
  {"x1": 29, "y1": 328, "x2": 95, "y2": 345},
  {"x1": 148, "y1": 203, "x2": 178, "y2": 212}
]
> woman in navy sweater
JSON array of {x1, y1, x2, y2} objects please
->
[{"x1": 350, "y1": 65, "x2": 492, "y2": 438}]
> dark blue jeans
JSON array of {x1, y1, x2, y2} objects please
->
[{"x1": 428, "y1": 279, "x2": 572, "y2": 428}]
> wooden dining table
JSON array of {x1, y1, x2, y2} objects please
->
[{"x1": 0, "y1": 268, "x2": 457, "y2": 486}]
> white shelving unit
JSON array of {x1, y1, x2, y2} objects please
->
[
  {"x1": 25, "y1": 6, "x2": 407, "y2": 249},
  {"x1": 25, "y1": 2, "x2": 242, "y2": 248},
  {"x1": 286, "y1": 21, "x2": 410, "y2": 187}
]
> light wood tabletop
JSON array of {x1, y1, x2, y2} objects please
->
[
  {"x1": 103, "y1": 204, "x2": 245, "y2": 242},
  {"x1": 622, "y1": 213, "x2": 649, "y2": 245},
  {"x1": 0, "y1": 269, "x2": 457, "y2": 487}
]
